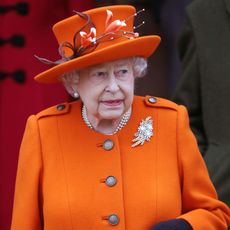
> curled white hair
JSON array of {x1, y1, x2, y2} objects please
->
[
  {"x1": 131, "y1": 57, "x2": 148, "y2": 78},
  {"x1": 61, "y1": 57, "x2": 148, "y2": 98}
]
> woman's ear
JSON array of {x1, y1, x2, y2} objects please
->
[{"x1": 61, "y1": 70, "x2": 80, "y2": 98}]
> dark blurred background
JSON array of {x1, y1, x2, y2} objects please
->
[{"x1": 0, "y1": 0, "x2": 192, "y2": 229}]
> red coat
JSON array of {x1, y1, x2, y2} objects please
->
[
  {"x1": 0, "y1": 1, "x2": 94, "y2": 229},
  {"x1": 11, "y1": 96, "x2": 230, "y2": 229}
]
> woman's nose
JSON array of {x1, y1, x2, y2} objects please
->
[{"x1": 105, "y1": 75, "x2": 119, "y2": 93}]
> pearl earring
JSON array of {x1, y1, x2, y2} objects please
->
[{"x1": 73, "y1": 91, "x2": 79, "y2": 98}]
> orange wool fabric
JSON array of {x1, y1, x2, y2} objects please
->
[{"x1": 11, "y1": 96, "x2": 230, "y2": 230}]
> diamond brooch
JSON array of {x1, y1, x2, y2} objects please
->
[{"x1": 132, "y1": 116, "x2": 153, "y2": 147}]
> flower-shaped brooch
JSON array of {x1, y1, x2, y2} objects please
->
[{"x1": 132, "y1": 116, "x2": 153, "y2": 147}]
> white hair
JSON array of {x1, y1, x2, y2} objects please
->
[{"x1": 61, "y1": 57, "x2": 148, "y2": 98}]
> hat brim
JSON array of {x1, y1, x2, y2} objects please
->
[{"x1": 35, "y1": 35, "x2": 161, "y2": 83}]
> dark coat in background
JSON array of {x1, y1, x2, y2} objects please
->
[{"x1": 173, "y1": 0, "x2": 230, "y2": 211}]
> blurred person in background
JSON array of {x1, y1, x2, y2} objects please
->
[{"x1": 173, "y1": 1, "x2": 230, "y2": 229}]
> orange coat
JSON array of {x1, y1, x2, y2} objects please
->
[{"x1": 11, "y1": 96, "x2": 230, "y2": 230}]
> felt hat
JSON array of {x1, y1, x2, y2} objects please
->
[{"x1": 35, "y1": 5, "x2": 161, "y2": 83}]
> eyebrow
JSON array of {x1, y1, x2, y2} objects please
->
[
  {"x1": 89, "y1": 66, "x2": 106, "y2": 72},
  {"x1": 115, "y1": 63, "x2": 129, "y2": 67},
  {"x1": 89, "y1": 61, "x2": 129, "y2": 71}
]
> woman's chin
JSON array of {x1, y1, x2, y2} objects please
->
[{"x1": 99, "y1": 110, "x2": 124, "y2": 121}]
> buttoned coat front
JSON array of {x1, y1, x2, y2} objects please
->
[{"x1": 11, "y1": 96, "x2": 230, "y2": 230}]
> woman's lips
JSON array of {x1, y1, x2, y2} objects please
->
[{"x1": 101, "y1": 100, "x2": 123, "y2": 106}]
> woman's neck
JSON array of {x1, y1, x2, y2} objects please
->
[
  {"x1": 82, "y1": 105, "x2": 131, "y2": 135},
  {"x1": 88, "y1": 116, "x2": 120, "y2": 135}
]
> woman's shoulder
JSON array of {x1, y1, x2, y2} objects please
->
[
  {"x1": 134, "y1": 95, "x2": 181, "y2": 111},
  {"x1": 35, "y1": 100, "x2": 81, "y2": 120}
]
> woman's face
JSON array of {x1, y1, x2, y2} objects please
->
[{"x1": 77, "y1": 58, "x2": 135, "y2": 121}]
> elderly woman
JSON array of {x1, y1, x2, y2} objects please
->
[{"x1": 11, "y1": 5, "x2": 229, "y2": 230}]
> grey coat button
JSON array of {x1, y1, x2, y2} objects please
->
[
  {"x1": 57, "y1": 104, "x2": 65, "y2": 111},
  {"x1": 108, "y1": 214, "x2": 119, "y2": 225},
  {"x1": 148, "y1": 97, "x2": 157, "y2": 103},
  {"x1": 105, "y1": 176, "x2": 117, "y2": 187},
  {"x1": 103, "y1": 139, "x2": 114, "y2": 151}
]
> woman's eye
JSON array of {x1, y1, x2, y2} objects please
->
[
  {"x1": 116, "y1": 69, "x2": 128, "y2": 76},
  {"x1": 91, "y1": 71, "x2": 106, "y2": 78},
  {"x1": 97, "y1": 72, "x2": 106, "y2": 77},
  {"x1": 121, "y1": 69, "x2": 128, "y2": 74},
  {"x1": 90, "y1": 71, "x2": 107, "y2": 82}
]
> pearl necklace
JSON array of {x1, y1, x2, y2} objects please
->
[{"x1": 82, "y1": 104, "x2": 131, "y2": 135}]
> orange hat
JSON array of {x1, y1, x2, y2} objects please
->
[{"x1": 35, "y1": 5, "x2": 161, "y2": 84}]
